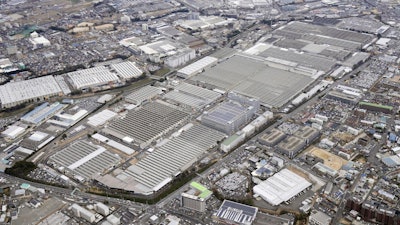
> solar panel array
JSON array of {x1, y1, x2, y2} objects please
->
[{"x1": 215, "y1": 200, "x2": 258, "y2": 224}]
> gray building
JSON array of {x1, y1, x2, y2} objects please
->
[
  {"x1": 277, "y1": 136, "x2": 306, "y2": 159},
  {"x1": 201, "y1": 101, "x2": 256, "y2": 134}
]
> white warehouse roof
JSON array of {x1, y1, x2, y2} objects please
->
[
  {"x1": 110, "y1": 61, "x2": 143, "y2": 79},
  {"x1": 0, "y1": 76, "x2": 62, "y2": 108},
  {"x1": 253, "y1": 168, "x2": 312, "y2": 206},
  {"x1": 87, "y1": 109, "x2": 117, "y2": 127},
  {"x1": 67, "y1": 66, "x2": 120, "y2": 90},
  {"x1": 177, "y1": 56, "x2": 218, "y2": 78}
]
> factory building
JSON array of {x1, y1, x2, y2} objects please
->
[
  {"x1": 213, "y1": 200, "x2": 258, "y2": 225},
  {"x1": 94, "y1": 202, "x2": 110, "y2": 216},
  {"x1": 220, "y1": 132, "x2": 245, "y2": 153},
  {"x1": 359, "y1": 101, "x2": 394, "y2": 114},
  {"x1": 181, "y1": 182, "x2": 212, "y2": 212},
  {"x1": 125, "y1": 86, "x2": 163, "y2": 106},
  {"x1": 177, "y1": 56, "x2": 218, "y2": 79},
  {"x1": 20, "y1": 131, "x2": 55, "y2": 151},
  {"x1": 47, "y1": 107, "x2": 88, "y2": 128},
  {"x1": 164, "y1": 82, "x2": 221, "y2": 110},
  {"x1": 258, "y1": 129, "x2": 286, "y2": 146},
  {"x1": 110, "y1": 61, "x2": 143, "y2": 81},
  {"x1": 49, "y1": 141, "x2": 121, "y2": 182},
  {"x1": 95, "y1": 124, "x2": 225, "y2": 195},
  {"x1": 66, "y1": 66, "x2": 120, "y2": 91},
  {"x1": 190, "y1": 54, "x2": 315, "y2": 108},
  {"x1": 87, "y1": 109, "x2": 118, "y2": 127},
  {"x1": 103, "y1": 101, "x2": 190, "y2": 149},
  {"x1": 21, "y1": 102, "x2": 65, "y2": 125},
  {"x1": 71, "y1": 204, "x2": 95, "y2": 223},
  {"x1": 164, "y1": 48, "x2": 196, "y2": 68},
  {"x1": 1, "y1": 124, "x2": 27, "y2": 140},
  {"x1": 277, "y1": 136, "x2": 306, "y2": 159},
  {"x1": 0, "y1": 76, "x2": 63, "y2": 109},
  {"x1": 253, "y1": 169, "x2": 312, "y2": 206},
  {"x1": 201, "y1": 101, "x2": 257, "y2": 135}
]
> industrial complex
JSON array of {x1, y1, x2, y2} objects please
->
[{"x1": 2, "y1": 0, "x2": 400, "y2": 224}]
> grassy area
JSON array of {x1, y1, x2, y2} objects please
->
[
  {"x1": 151, "y1": 68, "x2": 170, "y2": 77},
  {"x1": 5, "y1": 161, "x2": 37, "y2": 178},
  {"x1": 5, "y1": 161, "x2": 69, "y2": 188},
  {"x1": 0, "y1": 104, "x2": 34, "y2": 118}
]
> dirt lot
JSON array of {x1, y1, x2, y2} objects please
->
[{"x1": 306, "y1": 146, "x2": 348, "y2": 171}]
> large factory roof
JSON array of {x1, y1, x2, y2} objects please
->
[
  {"x1": 125, "y1": 85, "x2": 162, "y2": 105},
  {"x1": 190, "y1": 54, "x2": 315, "y2": 108},
  {"x1": 165, "y1": 82, "x2": 221, "y2": 109},
  {"x1": 253, "y1": 169, "x2": 312, "y2": 206},
  {"x1": 138, "y1": 39, "x2": 179, "y2": 55},
  {"x1": 0, "y1": 76, "x2": 62, "y2": 108},
  {"x1": 258, "y1": 46, "x2": 337, "y2": 72},
  {"x1": 110, "y1": 61, "x2": 143, "y2": 79},
  {"x1": 274, "y1": 21, "x2": 373, "y2": 46},
  {"x1": 103, "y1": 101, "x2": 189, "y2": 146},
  {"x1": 97, "y1": 124, "x2": 225, "y2": 193},
  {"x1": 49, "y1": 141, "x2": 120, "y2": 180},
  {"x1": 67, "y1": 66, "x2": 120, "y2": 90},
  {"x1": 87, "y1": 109, "x2": 118, "y2": 127},
  {"x1": 177, "y1": 56, "x2": 218, "y2": 78}
]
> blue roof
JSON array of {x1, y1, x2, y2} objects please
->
[{"x1": 389, "y1": 133, "x2": 397, "y2": 142}]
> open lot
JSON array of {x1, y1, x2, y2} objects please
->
[{"x1": 306, "y1": 146, "x2": 348, "y2": 171}]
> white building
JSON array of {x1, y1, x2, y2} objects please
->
[
  {"x1": 94, "y1": 202, "x2": 110, "y2": 216},
  {"x1": 253, "y1": 169, "x2": 312, "y2": 206},
  {"x1": 67, "y1": 66, "x2": 120, "y2": 90},
  {"x1": 71, "y1": 204, "x2": 95, "y2": 223},
  {"x1": 110, "y1": 61, "x2": 143, "y2": 80},
  {"x1": 0, "y1": 76, "x2": 62, "y2": 109},
  {"x1": 164, "y1": 48, "x2": 196, "y2": 68},
  {"x1": 309, "y1": 210, "x2": 332, "y2": 225},
  {"x1": 29, "y1": 32, "x2": 51, "y2": 49},
  {"x1": 1, "y1": 125, "x2": 26, "y2": 139},
  {"x1": 177, "y1": 56, "x2": 218, "y2": 79}
]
